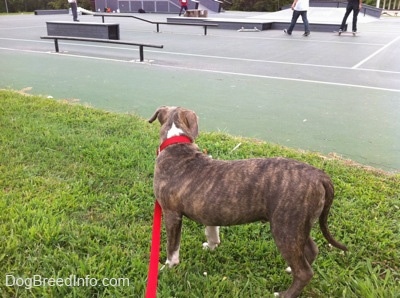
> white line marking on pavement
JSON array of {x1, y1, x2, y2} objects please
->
[{"x1": 352, "y1": 36, "x2": 400, "y2": 69}]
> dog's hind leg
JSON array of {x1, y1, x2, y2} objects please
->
[
  {"x1": 164, "y1": 211, "x2": 183, "y2": 268},
  {"x1": 202, "y1": 226, "x2": 220, "y2": 250},
  {"x1": 305, "y1": 237, "x2": 319, "y2": 265},
  {"x1": 285, "y1": 237, "x2": 318, "y2": 274},
  {"x1": 271, "y1": 226, "x2": 314, "y2": 298},
  {"x1": 274, "y1": 249, "x2": 313, "y2": 297}
]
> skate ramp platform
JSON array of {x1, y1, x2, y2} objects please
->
[{"x1": 167, "y1": 7, "x2": 380, "y2": 32}]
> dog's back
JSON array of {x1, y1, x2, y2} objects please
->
[{"x1": 155, "y1": 144, "x2": 331, "y2": 228}]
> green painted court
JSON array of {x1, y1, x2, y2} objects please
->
[{"x1": 0, "y1": 10, "x2": 399, "y2": 171}]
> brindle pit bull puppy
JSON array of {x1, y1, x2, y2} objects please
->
[{"x1": 149, "y1": 106, "x2": 347, "y2": 298}]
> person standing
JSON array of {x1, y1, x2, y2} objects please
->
[
  {"x1": 339, "y1": 0, "x2": 362, "y2": 34},
  {"x1": 68, "y1": 0, "x2": 79, "y2": 22},
  {"x1": 283, "y1": 0, "x2": 310, "y2": 37},
  {"x1": 179, "y1": 0, "x2": 188, "y2": 16}
]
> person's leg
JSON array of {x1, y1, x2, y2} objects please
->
[
  {"x1": 179, "y1": 5, "x2": 183, "y2": 16},
  {"x1": 340, "y1": 5, "x2": 353, "y2": 31},
  {"x1": 287, "y1": 10, "x2": 301, "y2": 34},
  {"x1": 352, "y1": 4, "x2": 360, "y2": 32},
  {"x1": 71, "y1": 2, "x2": 78, "y2": 21},
  {"x1": 300, "y1": 11, "x2": 310, "y2": 35}
]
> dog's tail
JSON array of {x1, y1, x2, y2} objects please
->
[{"x1": 319, "y1": 180, "x2": 348, "y2": 251}]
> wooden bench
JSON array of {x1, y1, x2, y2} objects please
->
[
  {"x1": 93, "y1": 13, "x2": 218, "y2": 36},
  {"x1": 184, "y1": 9, "x2": 208, "y2": 17},
  {"x1": 46, "y1": 21, "x2": 120, "y2": 40},
  {"x1": 40, "y1": 36, "x2": 163, "y2": 62}
]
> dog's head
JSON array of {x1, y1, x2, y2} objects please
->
[{"x1": 148, "y1": 106, "x2": 199, "y2": 143}]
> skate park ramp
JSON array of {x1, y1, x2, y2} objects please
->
[{"x1": 167, "y1": 5, "x2": 381, "y2": 31}]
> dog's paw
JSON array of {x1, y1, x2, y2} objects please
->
[
  {"x1": 273, "y1": 293, "x2": 280, "y2": 297},
  {"x1": 165, "y1": 251, "x2": 180, "y2": 268},
  {"x1": 202, "y1": 242, "x2": 212, "y2": 250},
  {"x1": 202, "y1": 242, "x2": 218, "y2": 250},
  {"x1": 285, "y1": 266, "x2": 292, "y2": 274},
  {"x1": 165, "y1": 259, "x2": 179, "y2": 268}
]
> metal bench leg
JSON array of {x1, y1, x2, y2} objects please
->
[
  {"x1": 139, "y1": 46, "x2": 144, "y2": 62},
  {"x1": 156, "y1": 23, "x2": 160, "y2": 33},
  {"x1": 54, "y1": 39, "x2": 59, "y2": 52},
  {"x1": 204, "y1": 25, "x2": 207, "y2": 36}
]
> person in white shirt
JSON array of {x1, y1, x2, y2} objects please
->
[
  {"x1": 284, "y1": 0, "x2": 310, "y2": 36},
  {"x1": 68, "y1": 0, "x2": 79, "y2": 22}
]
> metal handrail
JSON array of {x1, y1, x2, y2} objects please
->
[{"x1": 93, "y1": 13, "x2": 218, "y2": 35}]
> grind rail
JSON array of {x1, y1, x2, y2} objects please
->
[
  {"x1": 40, "y1": 35, "x2": 163, "y2": 62},
  {"x1": 93, "y1": 13, "x2": 218, "y2": 35}
]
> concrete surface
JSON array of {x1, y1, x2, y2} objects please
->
[{"x1": 0, "y1": 10, "x2": 399, "y2": 171}]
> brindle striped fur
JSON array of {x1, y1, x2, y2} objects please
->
[{"x1": 149, "y1": 106, "x2": 347, "y2": 298}]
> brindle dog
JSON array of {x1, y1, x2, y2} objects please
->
[{"x1": 149, "y1": 106, "x2": 347, "y2": 298}]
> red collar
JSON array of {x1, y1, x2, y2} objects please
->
[{"x1": 157, "y1": 135, "x2": 192, "y2": 156}]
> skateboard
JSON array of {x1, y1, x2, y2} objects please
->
[{"x1": 334, "y1": 31, "x2": 358, "y2": 36}]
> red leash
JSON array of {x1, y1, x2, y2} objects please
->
[
  {"x1": 146, "y1": 135, "x2": 192, "y2": 297},
  {"x1": 145, "y1": 200, "x2": 162, "y2": 298}
]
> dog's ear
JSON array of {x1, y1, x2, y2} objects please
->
[
  {"x1": 148, "y1": 106, "x2": 170, "y2": 125},
  {"x1": 180, "y1": 109, "x2": 199, "y2": 140}
]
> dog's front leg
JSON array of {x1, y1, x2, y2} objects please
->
[
  {"x1": 202, "y1": 226, "x2": 220, "y2": 250},
  {"x1": 164, "y1": 211, "x2": 183, "y2": 268}
]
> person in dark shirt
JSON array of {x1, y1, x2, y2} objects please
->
[{"x1": 339, "y1": 0, "x2": 362, "y2": 33}]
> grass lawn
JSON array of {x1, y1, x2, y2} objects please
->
[{"x1": 0, "y1": 90, "x2": 399, "y2": 297}]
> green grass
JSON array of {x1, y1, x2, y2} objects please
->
[
  {"x1": 0, "y1": 12, "x2": 34, "y2": 15},
  {"x1": 0, "y1": 90, "x2": 399, "y2": 297}
]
